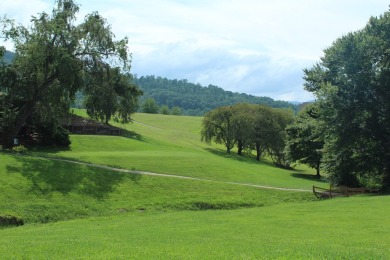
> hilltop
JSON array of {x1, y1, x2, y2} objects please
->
[{"x1": 135, "y1": 75, "x2": 298, "y2": 115}]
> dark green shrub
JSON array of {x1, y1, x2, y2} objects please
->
[
  {"x1": 53, "y1": 126, "x2": 71, "y2": 146},
  {"x1": 0, "y1": 215, "x2": 24, "y2": 227}
]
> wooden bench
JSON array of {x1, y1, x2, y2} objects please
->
[{"x1": 313, "y1": 185, "x2": 366, "y2": 199}]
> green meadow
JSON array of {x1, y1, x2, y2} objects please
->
[{"x1": 1, "y1": 112, "x2": 389, "y2": 258}]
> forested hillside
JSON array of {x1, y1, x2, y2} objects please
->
[
  {"x1": 135, "y1": 75, "x2": 298, "y2": 115},
  {"x1": 3, "y1": 50, "x2": 297, "y2": 116}
]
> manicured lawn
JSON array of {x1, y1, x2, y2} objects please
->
[
  {"x1": 31, "y1": 112, "x2": 327, "y2": 190},
  {"x1": 1, "y1": 111, "x2": 383, "y2": 259},
  {"x1": 0, "y1": 152, "x2": 314, "y2": 224},
  {"x1": 0, "y1": 195, "x2": 388, "y2": 259}
]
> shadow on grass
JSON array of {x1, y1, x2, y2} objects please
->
[
  {"x1": 6, "y1": 156, "x2": 141, "y2": 200},
  {"x1": 290, "y1": 172, "x2": 327, "y2": 184},
  {"x1": 121, "y1": 129, "x2": 143, "y2": 141},
  {"x1": 204, "y1": 148, "x2": 262, "y2": 165},
  {"x1": 30, "y1": 129, "x2": 145, "y2": 155}
]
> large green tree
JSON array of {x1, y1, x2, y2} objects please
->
[
  {"x1": 304, "y1": 11, "x2": 390, "y2": 189},
  {"x1": 263, "y1": 108, "x2": 293, "y2": 167},
  {"x1": 201, "y1": 106, "x2": 235, "y2": 154},
  {"x1": 85, "y1": 68, "x2": 142, "y2": 124},
  {"x1": 0, "y1": 0, "x2": 136, "y2": 146},
  {"x1": 285, "y1": 103, "x2": 324, "y2": 177},
  {"x1": 231, "y1": 103, "x2": 255, "y2": 156}
]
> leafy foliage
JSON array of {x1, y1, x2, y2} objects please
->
[
  {"x1": 134, "y1": 75, "x2": 298, "y2": 116},
  {"x1": 285, "y1": 103, "x2": 324, "y2": 176},
  {"x1": 201, "y1": 103, "x2": 293, "y2": 166},
  {"x1": 201, "y1": 106, "x2": 236, "y2": 154},
  {"x1": 0, "y1": 0, "x2": 140, "y2": 146},
  {"x1": 85, "y1": 68, "x2": 142, "y2": 124},
  {"x1": 141, "y1": 98, "x2": 159, "y2": 114},
  {"x1": 303, "y1": 11, "x2": 390, "y2": 189}
]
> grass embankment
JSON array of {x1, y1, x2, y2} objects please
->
[{"x1": 0, "y1": 152, "x2": 313, "y2": 223}]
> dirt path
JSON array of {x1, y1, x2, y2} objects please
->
[{"x1": 28, "y1": 155, "x2": 312, "y2": 193}]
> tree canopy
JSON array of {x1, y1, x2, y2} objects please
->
[
  {"x1": 284, "y1": 103, "x2": 324, "y2": 177},
  {"x1": 0, "y1": 0, "x2": 141, "y2": 146},
  {"x1": 303, "y1": 10, "x2": 390, "y2": 189},
  {"x1": 201, "y1": 103, "x2": 293, "y2": 166}
]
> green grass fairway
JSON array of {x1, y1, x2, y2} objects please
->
[
  {"x1": 0, "y1": 153, "x2": 314, "y2": 224},
  {"x1": 1, "y1": 195, "x2": 389, "y2": 259},
  {"x1": 1, "y1": 111, "x2": 387, "y2": 259},
  {"x1": 32, "y1": 112, "x2": 327, "y2": 190}
]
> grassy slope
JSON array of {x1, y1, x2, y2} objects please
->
[
  {"x1": 1, "y1": 111, "x2": 389, "y2": 258},
  {"x1": 0, "y1": 153, "x2": 313, "y2": 223},
  {"x1": 35, "y1": 111, "x2": 327, "y2": 190}
]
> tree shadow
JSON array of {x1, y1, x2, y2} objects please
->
[
  {"x1": 30, "y1": 129, "x2": 145, "y2": 155},
  {"x1": 290, "y1": 172, "x2": 327, "y2": 184},
  {"x1": 203, "y1": 148, "x2": 262, "y2": 165},
  {"x1": 121, "y1": 129, "x2": 143, "y2": 141},
  {"x1": 6, "y1": 156, "x2": 141, "y2": 200}
]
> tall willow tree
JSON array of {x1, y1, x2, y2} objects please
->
[
  {"x1": 201, "y1": 106, "x2": 235, "y2": 154},
  {"x1": 0, "y1": 0, "x2": 140, "y2": 146},
  {"x1": 303, "y1": 10, "x2": 390, "y2": 189}
]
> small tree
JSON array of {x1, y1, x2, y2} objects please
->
[
  {"x1": 160, "y1": 105, "x2": 170, "y2": 115},
  {"x1": 142, "y1": 98, "x2": 159, "y2": 114},
  {"x1": 171, "y1": 106, "x2": 182, "y2": 116}
]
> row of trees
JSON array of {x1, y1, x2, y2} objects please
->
[
  {"x1": 201, "y1": 103, "x2": 293, "y2": 166},
  {"x1": 284, "y1": 10, "x2": 390, "y2": 190},
  {"x1": 0, "y1": 0, "x2": 142, "y2": 146}
]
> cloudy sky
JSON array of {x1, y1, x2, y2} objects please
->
[{"x1": 1, "y1": 1, "x2": 389, "y2": 101}]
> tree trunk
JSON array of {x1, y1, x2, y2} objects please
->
[
  {"x1": 255, "y1": 143, "x2": 261, "y2": 161},
  {"x1": 6, "y1": 101, "x2": 35, "y2": 147},
  {"x1": 237, "y1": 139, "x2": 243, "y2": 156},
  {"x1": 316, "y1": 168, "x2": 321, "y2": 178},
  {"x1": 315, "y1": 162, "x2": 321, "y2": 178}
]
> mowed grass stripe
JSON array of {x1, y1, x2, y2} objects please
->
[{"x1": 0, "y1": 195, "x2": 389, "y2": 259}]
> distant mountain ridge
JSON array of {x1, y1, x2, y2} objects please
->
[
  {"x1": 134, "y1": 75, "x2": 298, "y2": 116},
  {"x1": 1, "y1": 50, "x2": 15, "y2": 64},
  {"x1": 1, "y1": 51, "x2": 299, "y2": 115}
]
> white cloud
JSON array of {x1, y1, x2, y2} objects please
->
[{"x1": 1, "y1": 0, "x2": 389, "y2": 101}]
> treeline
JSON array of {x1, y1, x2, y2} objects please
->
[
  {"x1": 134, "y1": 75, "x2": 298, "y2": 116},
  {"x1": 201, "y1": 103, "x2": 293, "y2": 167}
]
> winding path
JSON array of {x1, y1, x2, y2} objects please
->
[{"x1": 29, "y1": 155, "x2": 312, "y2": 193}]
